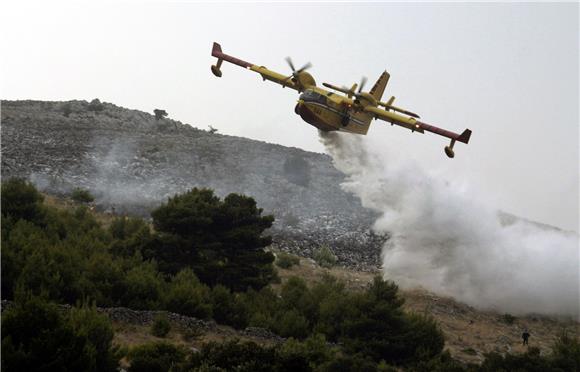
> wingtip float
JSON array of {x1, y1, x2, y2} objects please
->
[{"x1": 210, "y1": 41, "x2": 472, "y2": 158}]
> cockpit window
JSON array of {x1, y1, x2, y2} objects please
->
[{"x1": 300, "y1": 90, "x2": 327, "y2": 105}]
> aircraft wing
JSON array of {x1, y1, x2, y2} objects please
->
[
  {"x1": 210, "y1": 42, "x2": 301, "y2": 91},
  {"x1": 365, "y1": 105, "x2": 472, "y2": 144},
  {"x1": 365, "y1": 106, "x2": 425, "y2": 133}
]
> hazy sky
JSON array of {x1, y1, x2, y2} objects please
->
[{"x1": 2, "y1": 1, "x2": 578, "y2": 231}]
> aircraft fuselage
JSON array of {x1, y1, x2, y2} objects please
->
[{"x1": 295, "y1": 88, "x2": 373, "y2": 135}]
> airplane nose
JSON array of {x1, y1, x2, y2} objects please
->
[{"x1": 294, "y1": 102, "x2": 303, "y2": 115}]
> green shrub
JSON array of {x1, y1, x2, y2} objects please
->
[
  {"x1": 314, "y1": 245, "x2": 337, "y2": 268},
  {"x1": 210, "y1": 284, "x2": 249, "y2": 328},
  {"x1": 406, "y1": 350, "x2": 468, "y2": 372},
  {"x1": 187, "y1": 340, "x2": 276, "y2": 371},
  {"x1": 340, "y1": 277, "x2": 444, "y2": 365},
  {"x1": 164, "y1": 269, "x2": 212, "y2": 319},
  {"x1": 462, "y1": 347, "x2": 477, "y2": 355},
  {"x1": 1, "y1": 295, "x2": 115, "y2": 371},
  {"x1": 276, "y1": 309, "x2": 310, "y2": 339},
  {"x1": 277, "y1": 333, "x2": 336, "y2": 368},
  {"x1": 317, "y1": 353, "x2": 378, "y2": 372},
  {"x1": 68, "y1": 301, "x2": 121, "y2": 371},
  {"x1": 150, "y1": 313, "x2": 171, "y2": 338},
  {"x1": 88, "y1": 98, "x2": 104, "y2": 112},
  {"x1": 551, "y1": 331, "x2": 580, "y2": 371},
  {"x1": 480, "y1": 347, "x2": 552, "y2": 372},
  {"x1": 61, "y1": 102, "x2": 73, "y2": 117},
  {"x1": 1, "y1": 178, "x2": 45, "y2": 225},
  {"x1": 71, "y1": 188, "x2": 95, "y2": 203},
  {"x1": 180, "y1": 326, "x2": 204, "y2": 342},
  {"x1": 127, "y1": 341, "x2": 187, "y2": 372},
  {"x1": 123, "y1": 263, "x2": 165, "y2": 310},
  {"x1": 276, "y1": 252, "x2": 300, "y2": 269},
  {"x1": 109, "y1": 217, "x2": 152, "y2": 257},
  {"x1": 501, "y1": 313, "x2": 517, "y2": 324}
]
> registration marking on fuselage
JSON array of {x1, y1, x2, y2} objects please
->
[{"x1": 305, "y1": 102, "x2": 368, "y2": 127}]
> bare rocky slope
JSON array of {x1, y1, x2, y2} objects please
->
[{"x1": 1, "y1": 100, "x2": 385, "y2": 270}]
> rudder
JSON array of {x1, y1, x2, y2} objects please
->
[{"x1": 368, "y1": 71, "x2": 390, "y2": 101}]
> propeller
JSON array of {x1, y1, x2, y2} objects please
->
[
  {"x1": 338, "y1": 76, "x2": 367, "y2": 99},
  {"x1": 284, "y1": 57, "x2": 312, "y2": 83},
  {"x1": 357, "y1": 76, "x2": 367, "y2": 94}
]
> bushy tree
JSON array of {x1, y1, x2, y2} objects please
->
[
  {"x1": 150, "y1": 188, "x2": 275, "y2": 291},
  {"x1": 340, "y1": 277, "x2": 444, "y2": 365},
  {"x1": 1, "y1": 295, "x2": 119, "y2": 372},
  {"x1": 109, "y1": 217, "x2": 152, "y2": 257},
  {"x1": 84, "y1": 253, "x2": 127, "y2": 306},
  {"x1": 153, "y1": 109, "x2": 168, "y2": 120},
  {"x1": 1, "y1": 178, "x2": 45, "y2": 225}
]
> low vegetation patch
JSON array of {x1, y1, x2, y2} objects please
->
[
  {"x1": 150, "y1": 313, "x2": 171, "y2": 338},
  {"x1": 275, "y1": 251, "x2": 301, "y2": 269},
  {"x1": 501, "y1": 313, "x2": 517, "y2": 325},
  {"x1": 314, "y1": 245, "x2": 338, "y2": 268},
  {"x1": 71, "y1": 187, "x2": 95, "y2": 203}
]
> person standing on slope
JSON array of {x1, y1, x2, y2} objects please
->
[{"x1": 522, "y1": 329, "x2": 530, "y2": 346}]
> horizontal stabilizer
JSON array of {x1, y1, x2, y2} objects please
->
[{"x1": 457, "y1": 129, "x2": 472, "y2": 144}]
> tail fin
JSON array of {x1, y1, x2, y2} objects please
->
[
  {"x1": 212, "y1": 42, "x2": 223, "y2": 57},
  {"x1": 457, "y1": 129, "x2": 472, "y2": 144},
  {"x1": 369, "y1": 71, "x2": 390, "y2": 101}
]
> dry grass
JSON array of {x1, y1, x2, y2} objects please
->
[
  {"x1": 274, "y1": 255, "x2": 378, "y2": 291},
  {"x1": 42, "y1": 193, "x2": 145, "y2": 230},
  {"x1": 112, "y1": 320, "x2": 282, "y2": 355}
]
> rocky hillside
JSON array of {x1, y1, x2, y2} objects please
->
[{"x1": 1, "y1": 100, "x2": 385, "y2": 270}]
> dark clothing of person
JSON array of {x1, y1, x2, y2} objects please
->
[{"x1": 522, "y1": 331, "x2": 530, "y2": 345}]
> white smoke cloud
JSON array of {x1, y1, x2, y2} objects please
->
[
  {"x1": 89, "y1": 138, "x2": 176, "y2": 209},
  {"x1": 320, "y1": 131, "x2": 579, "y2": 317}
]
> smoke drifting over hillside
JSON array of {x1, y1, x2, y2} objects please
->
[{"x1": 320, "y1": 131, "x2": 579, "y2": 316}]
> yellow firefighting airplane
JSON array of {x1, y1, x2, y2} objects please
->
[{"x1": 210, "y1": 42, "x2": 471, "y2": 158}]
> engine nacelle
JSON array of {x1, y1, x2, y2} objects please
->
[
  {"x1": 211, "y1": 64, "x2": 222, "y2": 77},
  {"x1": 444, "y1": 146, "x2": 455, "y2": 158}
]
